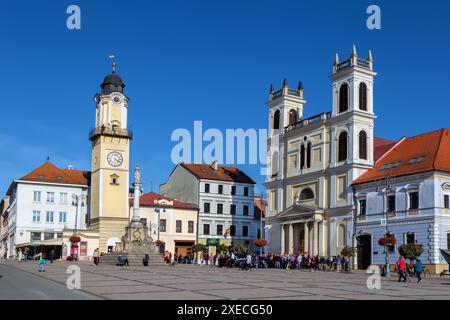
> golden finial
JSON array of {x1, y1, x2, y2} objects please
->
[{"x1": 109, "y1": 54, "x2": 116, "y2": 72}]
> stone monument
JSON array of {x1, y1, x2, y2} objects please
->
[{"x1": 120, "y1": 165, "x2": 159, "y2": 255}]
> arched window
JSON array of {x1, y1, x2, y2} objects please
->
[
  {"x1": 359, "y1": 131, "x2": 368, "y2": 160},
  {"x1": 300, "y1": 144, "x2": 305, "y2": 169},
  {"x1": 338, "y1": 132, "x2": 348, "y2": 162},
  {"x1": 288, "y1": 109, "x2": 297, "y2": 125},
  {"x1": 300, "y1": 188, "x2": 314, "y2": 201},
  {"x1": 359, "y1": 82, "x2": 367, "y2": 111},
  {"x1": 339, "y1": 83, "x2": 349, "y2": 113},
  {"x1": 306, "y1": 142, "x2": 312, "y2": 168},
  {"x1": 337, "y1": 225, "x2": 346, "y2": 247},
  {"x1": 273, "y1": 110, "x2": 280, "y2": 130}
]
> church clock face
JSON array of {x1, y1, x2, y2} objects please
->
[{"x1": 107, "y1": 151, "x2": 123, "y2": 167}]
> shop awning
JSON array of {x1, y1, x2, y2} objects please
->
[{"x1": 17, "y1": 239, "x2": 64, "y2": 247}]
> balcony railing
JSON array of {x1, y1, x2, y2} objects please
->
[
  {"x1": 284, "y1": 111, "x2": 331, "y2": 133},
  {"x1": 336, "y1": 58, "x2": 371, "y2": 72},
  {"x1": 89, "y1": 126, "x2": 133, "y2": 141}
]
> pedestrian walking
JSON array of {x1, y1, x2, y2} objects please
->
[
  {"x1": 415, "y1": 259, "x2": 423, "y2": 283},
  {"x1": 143, "y1": 252, "x2": 149, "y2": 266},
  {"x1": 297, "y1": 254, "x2": 303, "y2": 271},
  {"x1": 49, "y1": 250, "x2": 55, "y2": 263},
  {"x1": 396, "y1": 256, "x2": 407, "y2": 282}
]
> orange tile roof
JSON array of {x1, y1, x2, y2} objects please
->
[
  {"x1": 374, "y1": 137, "x2": 397, "y2": 162},
  {"x1": 131, "y1": 192, "x2": 198, "y2": 210},
  {"x1": 353, "y1": 129, "x2": 450, "y2": 185},
  {"x1": 19, "y1": 162, "x2": 90, "y2": 186},
  {"x1": 180, "y1": 163, "x2": 256, "y2": 184}
]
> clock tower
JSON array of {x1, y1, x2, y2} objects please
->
[{"x1": 89, "y1": 61, "x2": 132, "y2": 253}]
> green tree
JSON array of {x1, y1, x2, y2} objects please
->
[
  {"x1": 398, "y1": 243, "x2": 424, "y2": 260},
  {"x1": 341, "y1": 246, "x2": 356, "y2": 257},
  {"x1": 216, "y1": 244, "x2": 229, "y2": 254},
  {"x1": 192, "y1": 243, "x2": 205, "y2": 253}
]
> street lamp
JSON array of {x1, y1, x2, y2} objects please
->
[
  {"x1": 153, "y1": 200, "x2": 166, "y2": 242},
  {"x1": 71, "y1": 194, "x2": 86, "y2": 236},
  {"x1": 377, "y1": 175, "x2": 394, "y2": 277}
]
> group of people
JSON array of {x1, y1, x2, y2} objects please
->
[
  {"x1": 199, "y1": 251, "x2": 351, "y2": 272},
  {"x1": 396, "y1": 256, "x2": 423, "y2": 283}
]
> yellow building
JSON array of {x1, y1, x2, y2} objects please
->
[
  {"x1": 129, "y1": 192, "x2": 198, "y2": 258},
  {"x1": 89, "y1": 67, "x2": 132, "y2": 253}
]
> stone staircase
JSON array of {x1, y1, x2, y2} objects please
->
[{"x1": 99, "y1": 251, "x2": 167, "y2": 267}]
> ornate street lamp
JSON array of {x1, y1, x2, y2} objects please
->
[
  {"x1": 153, "y1": 200, "x2": 166, "y2": 242},
  {"x1": 70, "y1": 194, "x2": 86, "y2": 260},
  {"x1": 377, "y1": 175, "x2": 394, "y2": 277}
]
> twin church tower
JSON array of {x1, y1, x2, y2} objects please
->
[{"x1": 88, "y1": 61, "x2": 132, "y2": 252}]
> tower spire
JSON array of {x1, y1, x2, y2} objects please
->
[
  {"x1": 109, "y1": 54, "x2": 117, "y2": 73},
  {"x1": 367, "y1": 49, "x2": 373, "y2": 61},
  {"x1": 283, "y1": 78, "x2": 288, "y2": 88},
  {"x1": 334, "y1": 53, "x2": 340, "y2": 65},
  {"x1": 351, "y1": 45, "x2": 357, "y2": 58}
]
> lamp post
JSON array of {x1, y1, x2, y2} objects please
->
[
  {"x1": 71, "y1": 194, "x2": 86, "y2": 236},
  {"x1": 378, "y1": 175, "x2": 394, "y2": 277},
  {"x1": 153, "y1": 200, "x2": 166, "y2": 242}
]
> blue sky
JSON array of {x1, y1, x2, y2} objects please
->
[{"x1": 1, "y1": 0, "x2": 450, "y2": 196}]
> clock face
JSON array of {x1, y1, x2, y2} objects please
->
[
  {"x1": 107, "y1": 151, "x2": 123, "y2": 167},
  {"x1": 112, "y1": 95, "x2": 121, "y2": 105}
]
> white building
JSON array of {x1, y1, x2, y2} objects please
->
[
  {"x1": 3, "y1": 161, "x2": 91, "y2": 258},
  {"x1": 352, "y1": 129, "x2": 450, "y2": 274},
  {"x1": 264, "y1": 46, "x2": 393, "y2": 257},
  {"x1": 161, "y1": 162, "x2": 262, "y2": 253}
]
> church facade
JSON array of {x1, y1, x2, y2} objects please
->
[{"x1": 264, "y1": 46, "x2": 388, "y2": 258}]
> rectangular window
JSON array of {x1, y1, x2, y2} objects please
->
[
  {"x1": 60, "y1": 193, "x2": 68, "y2": 205},
  {"x1": 231, "y1": 186, "x2": 236, "y2": 195},
  {"x1": 217, "y1": 203, "x2": 223, "y2": 214},
  {"x1": 56, "y1": 233, "x2": 63, "y2": 239},
  {"x1": 218, "y1": 185, "x2": 223, "y2": 194},
  {"x1": 188, "y1": 221, "x2": 194, "y2": 233},
  {"x1": 242, "y1": 226, "x2": 249, "y2": 237},
  {"x1": 386, "y1": 233, "x2": 395, "y2": 253},
  {"x1": 217, "y1": 224, "x2": 223, "y2": 236},
  {"x1": 59, "y1": 212, "x2": 67, "y2": 223},
  {"x1": 447, "y1": 233, "x2": 450, "y2": 250},
  {"x1": 409, "y1": 192, "x2": 419, "y2": 210},
  {"x1": 203, "y1": 224, "x2": 210, "y2": 235},
  {"x1": 46, "y1": 211, "x2": 54, "y2": 223},
  {"x1": 244, "y1": 187, "x2": 249, "y2": 197},
  {"x1": 230, "y1": 204, "x2": 236, "y2": 215},
  {"x1": 33, "y1": 191, "x2": 41, "y2": 202},
  {"x1": 204, "y1": 183, "x2": 210, "y2": 193},
  {"x1": 387, "y1": 195, "x2": 396, "y2": 212},
  {"x1": 204, "y1": 202, "x2": 210, "y2": 213},
  {"x1": 31, "y1": 232, "x2": 41, "y2": 241},
  {"x1": 176, "y1": 220, "x2": 182, "y2": 233},
  {"x1": 359, "y1": 200, "x2": 366, "y2": 216},
  {"x1": 445, "y1": 195, "x2": 449, "y2": 209},
  {"x1": 44, "y1": 232, "x2": 54, "y2": 240},
  {"x1": 230, "y1": 225, "x2": 236, "y2": 236},
  {"x1": 269, "y1": 190, "x2": 276, "y2": 212},
  {"x1": 257, "y1": 229, "x2": 261, "y2": 239},
  {"x1": 243, "y1": 205, "x2": 249, "y2": 216},
  {"x1": 160, "y1": 219, "x2": 166, "y2": 232},
  {"x1": 32, "y1": 210, "x2": 40, "y2": 222},
  {"x1": 46, "y1": 192, "x2": 55, "y2": 203},
  {"x1": 406, "y1": 233, "x2": 415, "y2": 244}
]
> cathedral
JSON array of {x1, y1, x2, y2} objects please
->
[{"x1": 264, "y1": 46, "x2": 385, "y2": 258}]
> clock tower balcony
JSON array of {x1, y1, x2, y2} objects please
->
[{"x1": 89, "y1": 126, "x2": 133, "y2": 141}]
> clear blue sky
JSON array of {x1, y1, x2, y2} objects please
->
[{"x1": 1, "y1": 0, "x2": 450, "y2": 196}]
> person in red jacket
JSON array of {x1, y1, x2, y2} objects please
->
[{"x1": 396, "y1": 256, "x2": 407, "y2": 282}]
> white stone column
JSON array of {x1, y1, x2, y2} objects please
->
[
  {"x1": 313, "y1": 221, "x2": 319, "y2": 256},
  {"x1": 304, "y1": 222, "x2": 309, "y2": 254},
  {"x1": 280, "y1": 225, "x2": 285, "y2": 254},
  {"x1": 318, "y1": 221, "x2": 324, "y2": 256},
  {"x1": 288, "y1": 223, "x2": 294, "y2": 254}
]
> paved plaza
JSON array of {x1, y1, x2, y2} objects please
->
[{"x1": 1, "y1": 260, "x2": 450, "y2": 300}]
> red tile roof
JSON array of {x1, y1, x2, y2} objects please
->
[
  {"x1": 353, "y1": 129, "x2": 450, "y2": 185},
  {"x1": 374, "y1": 137, "x2": 397, "y2": 162},
  {"x1": 131, "y1": 192, "x2": 198, "y2": 210},
  {"x1": 19, "y1": 162, "x2": 90, "y2": 185},
  {"x1": 180, "y1": 163, "x2": 256, "y2": 184}
]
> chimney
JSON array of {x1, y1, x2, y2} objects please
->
[
  {"x1": 67, "y1": 165, "x2": 74, "y2": 170},
  {"x1": 210, "y1": 160, "x2": 218, "y2": 171}
]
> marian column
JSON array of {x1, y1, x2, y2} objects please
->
[{"x1": 131, "y1": 165, "x2": 142, "y2": 227}]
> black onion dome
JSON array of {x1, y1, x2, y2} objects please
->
[{"x1": 100, "y1": 72, "x2": 125, "y2": 94}]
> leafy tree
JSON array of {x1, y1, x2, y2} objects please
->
[
  {"x1": 216, "y1": 244, "x2": 229, "y2": 254},
  {"x1": 341, "y1": 246, "x2": 356, "y2": 257},
  {"x1": 398, "y1": 243, "x2": 424, "y2": 260},
  {"x1": 192, "y1": 243, "x2": 205, "y2": 253}
]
